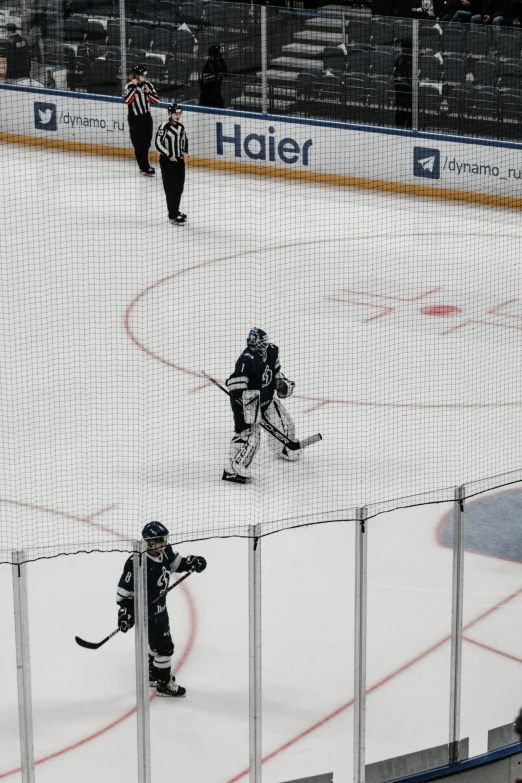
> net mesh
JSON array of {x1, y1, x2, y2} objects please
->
[{"x1": 1, "y1": 1, "x2": 522, "y2": 564}]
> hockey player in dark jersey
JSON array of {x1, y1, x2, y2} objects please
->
[
  {"x1": 222, "y1": 328, "x2": 297, "y2": 484},
  {"x1": 116, "y1": 521, "x2": 206, "y2": 697}
]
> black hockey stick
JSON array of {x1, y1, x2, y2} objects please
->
[
  {"x1": 201, "y1": 371, "x2": 322, "y2": 452},
  {"x1": 75, "y1": 570, "x2": 193, "y2": 650}
]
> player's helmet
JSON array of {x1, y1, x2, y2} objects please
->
[
  {"x1": 247, "y1": 328, "x2": 269, "y2": 360},
  {"x1": 168, "y1": 103, "x2": 182, "y2": 115},
  {"x1": 142, "y1": 521, "x2": 169, "y2": 543},
  {"x1": 208, "y1": 44, "x2": 221, "y2": 58},
  {"x1": 132, "y1": 64, "x2": 146, "y2": 76}
]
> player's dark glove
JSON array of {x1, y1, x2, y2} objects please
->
[
  {"x1": 185, "y1": 555, "x2": 207, "y2": 573},
  {"x1": 118, "y1": 605, "x2": 135, "y2": 633}
]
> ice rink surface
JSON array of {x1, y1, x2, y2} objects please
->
[{"x1": 1, "y1": 143, "x2": 522, "y2": 782}]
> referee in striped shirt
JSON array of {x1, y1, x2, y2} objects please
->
[
  {"x1": 123, "y1": 65, "x2": 159, "y2": 176},
  {"x1": 154, "y1": 103, "x2": 189, "y2": 225}
]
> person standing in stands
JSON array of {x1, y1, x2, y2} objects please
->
[
  {"x1": 123, "y1": 64, "x2": 159, "y2": 177},
  {"x1": 4, "y1": 23, "x2": 31, "y2": 81},
  {"x1": 199, "y1": 45, "x2": 228, "y2": 108},
  {"x1": 154, "y1": 103, "x2": 189, "y2": 226},
  {"x1": 393, "y1": 40, "x2": 412, "y2": 129}
]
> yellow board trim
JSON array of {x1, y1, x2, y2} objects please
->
[{"x1": 2, "y1": 130, "x2": 522, "y2": 210}]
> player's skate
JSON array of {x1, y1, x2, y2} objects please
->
[
  {"x1": 140, "y1": 167, "x2": 155, "y2": 177},
  {"x1": 222, "y1": 466, "x2": 251, "y2": 484},
  {"x1": 156, "y1": 676, "x2": 186, "y2": 698},
  {"x1": 169, "y1": 214, "x2": 186, "y2": 226}
]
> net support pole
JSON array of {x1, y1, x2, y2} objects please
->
[
  {"x1": 354, "y1": 508, "x2": 368, "y2": 783},
  {"x1": 12, "y1": 551, "x2": 35, "y2": 783},
  {"x1": 411, "y1": 18, "x2": 419, "y2": 132},
  {"x1": 249, "y1": 526, "x2": 262, "y2": 783},
  {"x1": 449, "y1": 487, "x2": 465, "y2": 765},
  {"x1": 119, "y1": 0, "x2": 127, "y2": 95},
  {"x1": 260, "y1": 4, "x2": 268, "y2": 115},
  {"x1": 133, "y1": 542, "x2": 151, "y2": 783}
]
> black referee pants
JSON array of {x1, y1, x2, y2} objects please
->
[
  {"x1": 128, "y1": 113, "x2": 153, "y2": 172},
  {"x1": 159, "y1": 157, "x2": 186, "y2": 219}
]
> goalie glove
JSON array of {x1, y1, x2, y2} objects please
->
[
  {"x1": 275, "y1": 373, "x2": 295, "y2": 399},
  {"x1": 242, "y1": 389, "x2": 260, "y2": 424}
]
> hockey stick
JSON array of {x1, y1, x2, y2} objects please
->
[
  {"x1": 75, "y1": 570, "x2": 193, "y2": 650},
  {"x1": 201, "y1": 371, "x2": 322, "y2": 452}
]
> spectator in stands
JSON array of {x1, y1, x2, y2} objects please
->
[
  {"x1": 451, "y1": 0, "x2": 483, "y2": 21},
  {"x1": 199, "y1": 45, "x2": 228, "y2": 109},
  {"x1": 394, "y1": 40, "x2": 412, "y2": 129},
  {"x1": 4, "y1": 23, "x2": 31, "y2": 81},
  {"x1": 87, "y1": 45, "x2": 112, "y2": 95},
  {"x1": 411, "y1": 0, "x2": 435, "y2": 18},
  {"x1": 471, "y1": 0, "x2": 513, "y2": 23}
]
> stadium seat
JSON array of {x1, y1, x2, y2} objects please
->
[
  {"x1": 167, "y1": 52, "x2": 193, "y2": 86},
  {"x1": 440, "y1": 26, "x2": 466, "y2": 55},
  {"x1": 107, "y1": 20, "x2": 120, "y2": 46},
  {"x1": 443, "y1": 53, "x2": 469, "y2": 84},
  {"x1": 495, "y1": 28, "x2": 522, "y2": 59},
  {"x1": 371, "y1": 46, "x2": 396, "y2": 76},
  {"x1": 372, "y1": 74, "x2": 394, "y2": 106},
  {"x1": 171, "y1": 28, "x2": 196, "y2": 53},
  {"x1": 129, "y1": 25, "x2": 151, "y2": 50},
  {"x1": 346, "y1": 45, "x2": 371, "y2": 75},
  {"x1": 473, "y1": 56, "x2": 499, "y2": 87},
  {"x1": 472, "y1": 86, "x2": 500, "y2": 119},
  {"x1": 498, "y1": 58, "x2": 522, "y2": 90},
  {"x1": 394, "y1": 18, "x2": 413, "y2": 46},
  {"x1": 501, "y1": 91, "x2": 522, "y2": 121},
  {"x1": 371, "y1": 18, "x2": 395, "y2": 46},
  {"x1": 419, "y1": 83, "x2": 442, "y2": 114},
  {"x1": 65, "y1": 18, "x2": 87, "y2": 42},
  {"x1": 152, "y1": 27, "x2": 172, "y2": 52},
  {"x1": 344, "y1": 72, "x2": 369, "y2": 104},
  {"x1": 226, "y1": 3, "x2": 251, "y2": 31},
  {"x1": 467, "y1": 27, "x2": 492, "y2": 57},
  {"x1": 447, "y1": 83, "x2": 474, "y2": 116},
  {"x1": 157, "y1": 1, "x2": 180, "y2": 24},
  {"x1": 179, "y1": 0, "x2": 205, "y2": 25},
  {"x1": 323, "y1": 44, "x2": 347, "y2": 72},
  {"x1": 205, "y1": 2, "x2": 227, "y2": 27},
  {"x1": 419, "y1": 23, "x2": 442, "y2": 52},
  {"x1": 86, "y1": 19, "x2": 107, "y2": 41},
  {"x1": 348, "y1": 19, "x2": 372, "y2": 45},
  {"x1": 419, "y1": 51, "x2": 443, "y2": 81}
]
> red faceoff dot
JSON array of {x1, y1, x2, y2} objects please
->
[{"x1": 420, "y1": 305, "x2": 462, "y2": 317}]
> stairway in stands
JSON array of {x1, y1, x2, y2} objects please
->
[{"x1": 231, "y1": 5, "x2": 368, "y2": 114}]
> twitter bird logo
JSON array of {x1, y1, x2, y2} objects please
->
[{"x1": 34, "y1": 102, "x2": 57, "y2": 131}]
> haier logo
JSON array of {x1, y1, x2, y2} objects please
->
[
  {"x1": 413, "y1": 147, "x2": 440, "y2": 179},
  {"x1": 34, "y1": 102, "x2": 57, "y2": 131},
  {"x1": 216, "y1": 123, "x2": 312, "y2": 166}
]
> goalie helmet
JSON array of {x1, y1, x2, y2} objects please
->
[
  {"x1": 142, "y1": 521, "x2": 169, "y2": 543},
  {"x1": 247, "y1": 328, "x2": 269, "y2": 360}
]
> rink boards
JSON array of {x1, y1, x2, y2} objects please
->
[{"x1": 2, "y1": 83, "x2": 522, "y2": 207}]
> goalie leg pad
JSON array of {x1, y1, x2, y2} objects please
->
[
  {"x1": 225, "y1": 424, "x2": 261, "y2": 477},
  {"x1": 243, "y1": 390, "x2": 260, "y2": 425},
  {"x1": 264, "y1": 400, "x2": 300, "y2": 461}
]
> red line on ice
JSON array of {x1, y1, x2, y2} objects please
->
[
  {"x1": 124, "y1": 234, "x2": 522, "y2": 408},
  {"x1": 223, "y1": 583, "x2": 522, "y2": 783}
]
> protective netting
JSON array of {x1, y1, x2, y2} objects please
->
[{"x1": 1, "y1": 0, "x2": 522, "y2": 563}]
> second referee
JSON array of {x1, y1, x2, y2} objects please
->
[{"x1": 154, "y1": 103, "x2": 189, "y2": 226}]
